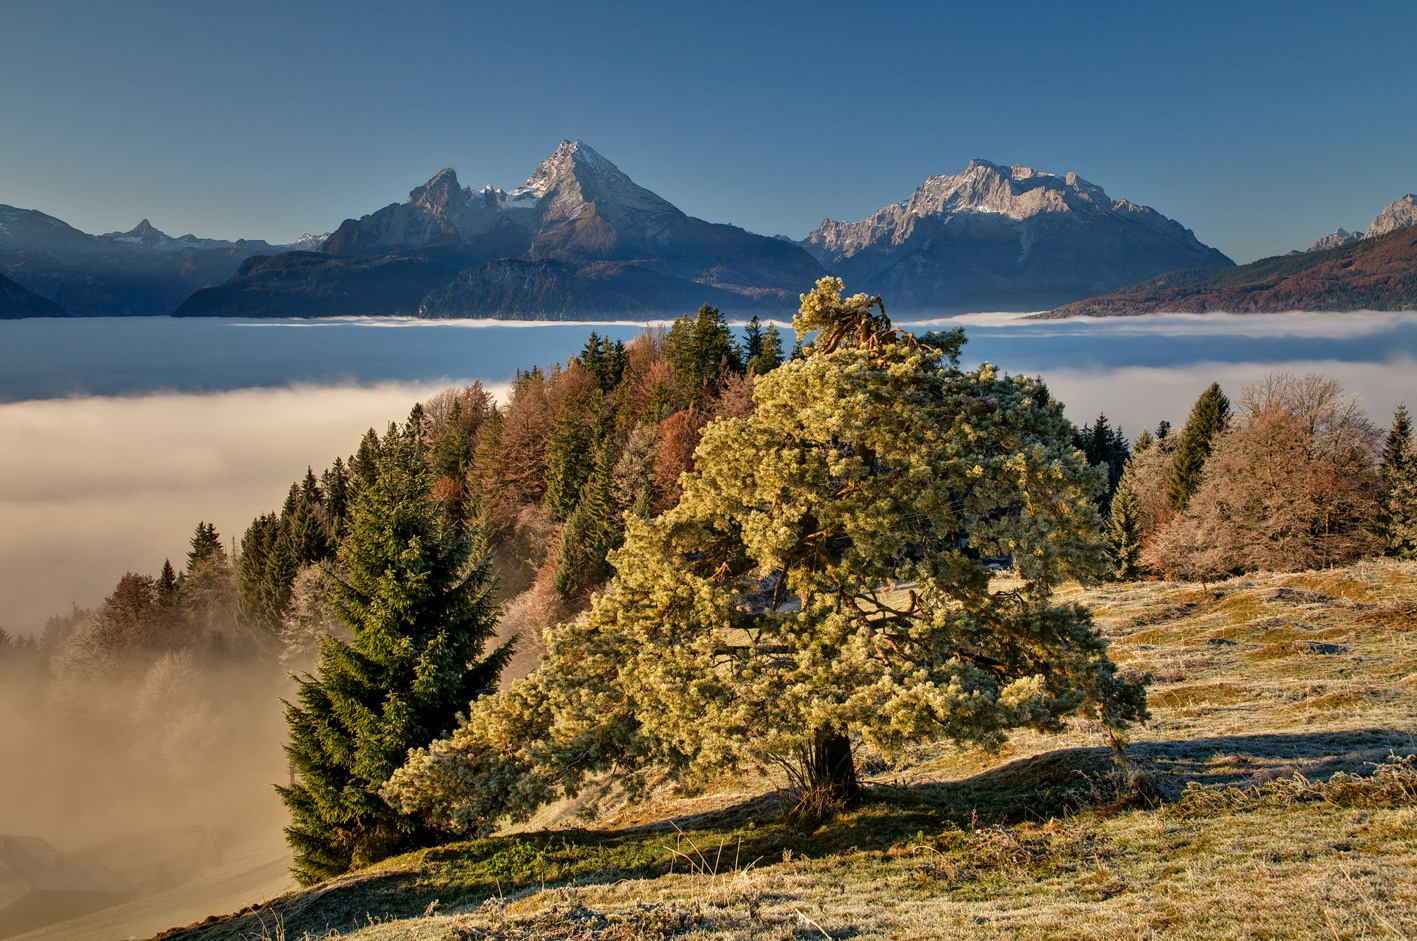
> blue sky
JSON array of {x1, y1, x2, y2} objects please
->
[{"x1": 2, "y1": 0, "x2": 1413, "y2": 264}]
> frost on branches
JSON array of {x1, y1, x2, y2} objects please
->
[{"x1": 385, "y1": 277, "x2": 1148, "y2": 831}]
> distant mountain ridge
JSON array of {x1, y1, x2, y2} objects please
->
[
  {"x1": 1301, "y1": 195, "x2": 1417, "y2": 252},
  {"x1": 1042, "y1": 223, "x2": 1417, "y2": 317},
  {"x1": 177, "y1": 141, "x2": 826, "y2": 319},
  {"x1": 802, "y1": 159, "x2": 1233, "y2": 312},
  {"x1": 1046, "y1": 193, "x2": 1417, "y2": 317},
  {"x1": 0, "y1": 206, "x2": 326, "y2": 317}
]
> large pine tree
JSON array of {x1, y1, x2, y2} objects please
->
[{"x1": 277, "y1": 420, "x2": 509, "y2": 885}]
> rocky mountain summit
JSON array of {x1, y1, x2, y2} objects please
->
[
  {"x1": 1366, "y1": 194, "x2": 1417, "y2": 239},
  {"x1": 178, "y1": 141, "x2": 825, "y2": 319},
  {"x1": 1307, "y1": 228, "x2": 1362, "y2": 252},
  {"x1": 0, "y1": 206, "x2": 324, "y2": 316},
  {"x1": 802, "y1": 159, "x2": 1232, "y2": 312}
]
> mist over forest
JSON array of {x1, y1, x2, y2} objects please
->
[{"x1": 3, "y1": 305, "x2": 1417, "y2": 938}]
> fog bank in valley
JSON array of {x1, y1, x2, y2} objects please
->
[{"x1": 0, "y1": 382, "x2": 506, "y2": 635}]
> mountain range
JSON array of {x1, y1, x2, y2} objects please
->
[
  {"x1": 1045, "y1": 195, "x2": 1417, "y2": 317},
  {"x1": 802, "y1": 159, "x2": 1233, "y2": 312},
  {"x1": 174, "y1": 142, "x2": 825, "y2": 319},
  {"x1": 1303, "y1": 194, "x2": 1417, "y2": 253},
  {"x1": 0, "y1": 205, "x2": 325, "y2": 318},
  {"x1": 13, "y1": 142, "x2": 1407, "y2": 320}
]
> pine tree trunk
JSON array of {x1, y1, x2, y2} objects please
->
[{"x1": 799, "y1": 724, "x2": 860, "y2": 815}]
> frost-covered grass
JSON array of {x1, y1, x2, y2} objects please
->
[{"x1": 153, "y1": 561, "x2": 1417, "y2": 941}]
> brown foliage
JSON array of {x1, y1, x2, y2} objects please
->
[
  {"x1": 653, "y1": 407, "x2": 707, "y2": 511},
  {"x1": 1145, "y1": 373, "x2": 1380, "y2": 579}
]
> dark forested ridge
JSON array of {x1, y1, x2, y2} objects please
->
[
  {"x1": 1042, "y1": 224, "x2": 1417, "y2": 317},
  {"x1": 0, "y1": 206, "x2": 307, "y2": 318},
  {"x1": 0, "y1": 270, "x2": 67, "y2": 318}
]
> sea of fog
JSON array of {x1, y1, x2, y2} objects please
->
[{"x1": 3, "y1": 311, "x2": 1417, "y2": 634}]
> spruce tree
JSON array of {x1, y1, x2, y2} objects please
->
[
  {"x1": 747, "y1": 323, "x2": 785, "y2": 375},
  {"x1": 1379, "y1": 403, "x2": 1417, "y2": 558},
  {"x1": 742, "y1": 315, "x2": 764, "y2": 364},
  {"x1": 552, "y1": 442, "x2": 620, "y2": 602},
  {"x1": 1106, "y1": 458, "x2": 1144, "y2": 581},
  {"x1": 187, "y1": 522, "x2": 226, "y2": 574},
  {"x1": 277, "y1": 422, "x2": 509, "y2": 884},
  {"x1": 542, "y1": 392, "x2": 601, "y2": 522},
  {"x1": 1074, "y1": 413, "x2": 1130, "y2": 514},
  {"x1": 1168, "y1": 383, "x2": 1230, "y2": 512},
  {"x1": 157, "y1": 559, "x2": 180, "y2": 604}
]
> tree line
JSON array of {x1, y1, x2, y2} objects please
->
[{"x1": 1082, "y1": 375, "x2": 1417, "y2": 586}]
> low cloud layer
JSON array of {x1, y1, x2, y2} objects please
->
[{"x1": 0, "y1": 382, "x2": 504, "y2": 634}]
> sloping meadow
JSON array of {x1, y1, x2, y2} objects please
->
[{"x1": 154, "y1": 561, "x2": 1417, "y2": 941}]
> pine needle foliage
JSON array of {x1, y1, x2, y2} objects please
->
[
  {"x1": 277, "y1": 420, "x2": 510, "y2": 886},
  {"x1": 385, "y1": 277, "x2": 1147, "y2": 832},
  {"x1": 1167, "y1": 383, "x2": 1230, "y2": 512}
]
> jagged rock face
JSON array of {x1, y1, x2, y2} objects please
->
[
  {"x1": 1308, "y1": 228, "x2": 1362, "y2": 252},
  {"x1": 804, "y1": 159, "x2": 1233, "y2": 312},
  {"x1": 191, "y1": 140, "x2": 825, "y2": 318},
  {"x1": 1365, "y1": 195, "x2": 1417, "y2": 239},
  {"x1": 322, "y1": 141, "x2": 688, "y2": 262}
]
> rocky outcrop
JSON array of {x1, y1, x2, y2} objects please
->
[
  {"x1": 1365, "y1": 194, "x2": 1417, "y2": 239},
  {"x1": 803, "y1": 159, "x2": 1232, "y2": 312},
  {"x1": 1308, "y1": 228, "x2": 1362, "y2": 252}
]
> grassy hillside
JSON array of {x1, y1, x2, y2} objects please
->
[{"x1": 151, "y1": 562, "x2": 1417, "y2": 941}]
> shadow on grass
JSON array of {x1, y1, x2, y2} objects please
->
[{"x1": 156, "y1": 727, "x2": 1414, "y2": 941}]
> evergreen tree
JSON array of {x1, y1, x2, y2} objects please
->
[
  {"x1": 1074, "y1": 413, "x2": 1130, "y2": 514},
  {"x1": 157, "y1": 559, "x2": 180, "y2": 606},
  {"x1": 1105, "y1": 459, "x2": 1144, "y2": 581},
  {"x1": 1379, "y1": 403, "x2": 1417, "y2": 558},
  {"x1": 1167, "y1": 383, "x2": 1230, "y2": 512},
  {"x1": 742, "y1": 315, "x2": 764, "y2": 363},
  {"x1": 277, "y1": 422, "x2": 509, "y2": 885},
  {"x1": 552, "y1": 442, "x2": 620, "y2": 602},
  {"x1": 187, "y1": 522, "x2": 226, "y2": 574},
  {"x1": 542, "y1": 391, "x2": 602, "y2": 522},
  {"x1": 747, "y1": 323, "x2": 785, "y2": 375},
  {"x1": 349, "y1": 429, "x2": 381, "y2": 490},
  {"x1": 238, "y1": 513, "x2": 292, "y2": 636},
  {"x1": 663, "y1": 304, "x2": 742, "y2": 406},
  {"x1": 387, "y1": 277, "x2": 1146, "y2": 831},
  {"x1": 322, "y1": 457, "x2": 353, "y2": 543},
  {"x1": 431, "y1": 400, "x2": 476, "y2": 529}
]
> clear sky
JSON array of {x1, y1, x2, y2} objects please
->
[{"x1": 2, "y1": 0, "x2": 1413, "y2": 264}]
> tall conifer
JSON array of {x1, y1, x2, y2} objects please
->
[
  {"x1": 1379, "y1": 403, "x2": 1417, "y2": 558},
  {"x1": 277, "y1": 422, "x2": 508, "y2": 884},
  {"x1": 1168, "y1": 383, "x2": 1230, "y2": 512}
]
